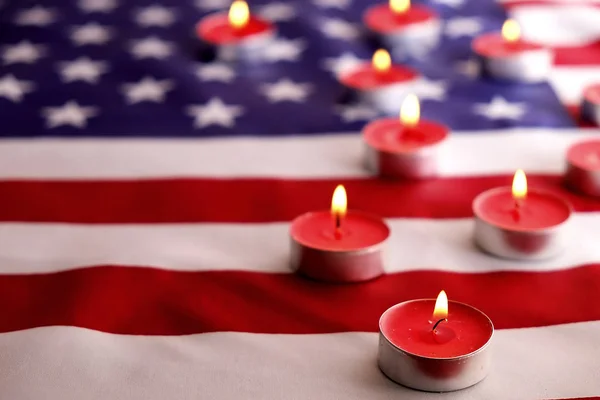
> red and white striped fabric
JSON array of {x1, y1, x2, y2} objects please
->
[{"x1": 0, "y1": 1, "x2": 600, "y2": 400}]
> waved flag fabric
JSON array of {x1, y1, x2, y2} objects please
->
[{"x1": 0, "y1": 0, "x2": 599, "y2": 398}]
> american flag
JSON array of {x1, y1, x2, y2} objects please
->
[{"x1": 0, "y1": 0, "x2": 599, "y2": 398}]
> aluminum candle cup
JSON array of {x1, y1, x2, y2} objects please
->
[
  {"x1": 338, "y1": 51, "x2": 420, "y2": 115},
  {"x1": 363, "y1": 94, "x2": 449, "y2": 179},
  {"x1": 565, "y1": 139, "x2": 600, "y2": 198},
  {"x1": 580, "y1": 84, "x2": 600, "y2": 126},
  {"x1": 378, "y1": 294, "x2": 494, "y2": 392},
  {"x1": 472, "y1": 20, "x2": 552, "y2": 83},
  {"x1": 472, "y1": 183, "x2": 573, "y2": 260},
  {"x1": 363, "y1": 2, "x2": 441, "y2": 58},
  {"x1": 195, "y1": 0, "x2": 275, "y2": 62},
  {"x1": 290, "y1": 185, "x2": 390, "y2": 283}
]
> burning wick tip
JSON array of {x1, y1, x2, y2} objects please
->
[{"x1": 432, "y1": 318, "x2": 447, "y2": 332}]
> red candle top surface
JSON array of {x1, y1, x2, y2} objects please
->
[
  {"x1": 363, "y1": 118, "x2": 448, "y2": 153},
  {"x1": 196, "y1": 13, "x2": 273, "y2": 45},
  {"x1": 339, "y1": 64, "x2": 419, "y2": 90},
  {"x1": 380, "y1": 300, "x2": 493, "y2": 358},
  {"x1": 472, "y1": 33, "x2": 543, "y2": 58},
  {"x1": 290, "y1": 210, "x2": 389, "y2": 252},
  {"x1": 364, "y1": 4, "x2": 437, "y2": 33},
  {"x1": 584, "y1": 84, "x2": 600, "y2": 104},
  {"x1": 567, "y1": 140, "x2": 600, "y2": 171},
  {"x1": 473, "y1": 187, "x2": 572, "y2": 231}
]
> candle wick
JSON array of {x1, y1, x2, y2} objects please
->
[
  {"x1": 432, "y1": 318, "x2": 447, "y2": 332},
  {"x1": 335, "y1": 213, "x2": 341, "y2": 230}
]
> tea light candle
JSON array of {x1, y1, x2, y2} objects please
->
[
  {"x1": 363, "y1": 0, "x2": 441, "y2": 57},
  {"x1": 565, "y1": 139, "x2": 600, "y2": 198},
  {"x1": 339, "y1": 49, "x2": 420, "y2": 115},
  {"x1": 290, "y1": 185, "x2": 390, "y2": 283},
  {"x1": 363, "y1": 94, "x2": 449, "y2": 179},
  {"x1": 473, "y1": 170, "x2": 572, "y2": 260},
  {"x1": 580, "y1": 83, "x2": 600, "y2": 126},
  {"x1": 472, "y1": 19, "x2": 552, "y2": 83},
  {"x1": 378, "y1": 290, "x2": 494, "y2": 392},
  {"x1": 195, "y1": 0, "x2": 275, "y2": 61}
]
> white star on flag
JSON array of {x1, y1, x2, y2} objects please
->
[
  {"x1": 336, "y1": 104, "x2": 378, "y2": 122},
  {"x1": 135, "y1": 5, "x2": 176, "y2": 27},
  {"x1": 445, "y1": 17, "x2": 482, "y2": 38},
  {"x1": 321, "y1": 19, "x2": 361, "y2": 40},
  {"x1": 196, "y1": 63, "x2": 236, "y2": 83},
  {"x1": 14, "y1": 6, "x2": 57, "y2": 26},
  {"x1": 415, "y1": 79, "x2": 447, "y2": 101},
  {"x1": 0, "y1": 74, "x2": 34, "y2": 102},
  {"x1": 261, "y1": 79, "x2": 312, "y2": 103},
  {"x1": 130, "y1": 37, "x2": 173, "y2": 59},
  {"x1": 186, "y1": 98, "x2": 244, "y2": 128},
  {"x1": 262, "y1": 38, "x2": 306, "y2": 62},
  {"x1": 258, "y1": 3, "x2": 296, "y2": 22},
  {"x1": 432, "y1": 0, "x2": 465, "y2": 7},
  {"x1": 194, "y1": 0, "x2": 230, "y2": 11},
  {"x1": 323, "y1": 53, "x2": 366, "y2": 76},
  {"x1": 122, "y1": 77, "x2": 174, "y2": 104},
  {"x1": 473, "y1": 96, "x2": 527, "y2": 120},
  {"x1": 71, "y1": 23, "x2": 112, "y2": 46},
  {"x1": 78, "y1": 0, "x2": 118, "y2": 13},
  {"x1": 2, "y1": 41, "x2": 45, "y2": 65},
  {"x1": 58, "y1": 57, "x2": 108, "y2": 84},
  {"x1": 42, "y1": 101, "x2": 99, "y2": 128},
  {"x1": 313, "y1": 0, "x2": 351, "y2": 9}
]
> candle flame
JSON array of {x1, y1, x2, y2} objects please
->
[
  {"x1": 433, "y1": 290, "x2": 448, "y2": 320},
  {"x1": 400, "y1": 94, "x2": 420, "y2": 127},
  {"x1": 502, "y1": 19, "x2": 520, "y2": 43},
  {"x1": 372, "y1": 49, "x2": 391, "y2": 73},
  {"x1": 229, "y1": 0, "x2": 249, "y2": 29},
  {"x1": 331, "y1": 184, "x2": 347, "y2": 220},
  {"x1": 390, "y1": 0, "x2": 410, "y2": 13},
  {"x1": 512, "y1": 169, "x2": 527, "y2": 200}
]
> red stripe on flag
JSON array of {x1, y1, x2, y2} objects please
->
[
  {"x1": 0, "y1": 175, "x2": 597, "y2": 223},
  {"x1": 554, "y1": 41, "x2": 600, "y2": 66},
  {"x1": 1, "y1": 265, "x2": 599, "y2": 335}
]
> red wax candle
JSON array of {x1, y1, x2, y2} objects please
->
[
  {"x1": 290, "y1": 185, "x2": 390, "y2": 283},
  {"x1": 363, "y1": 94, "x2": 449, "y2": 179},
  {"x1": 363, "y1": 3, "x2": 436, "y2": 34},
  {"x1": 195, "y1": 0, "x2": 274, "y2": 60},
  {"x1": 378, "y1": 291, "x2": 493, "y2": 392},
  {"x1": 565, "y1": 139, "x2": 600, "y2": 197},
  {"x1": 581, "y1": 83, "x2": 600, "y2": 125},
  {"x1": 473, "y1": 170, "x2": 572, "y2": 260},
  {"x1": 472, "y1": 19, "x2": 552, "y2": 82},
  {"x1": 363, "y1": 0, "x2": 441, "y2": 56},
  {"x1": 339, "y1": 49, "x2": 419, "y2": 114}
]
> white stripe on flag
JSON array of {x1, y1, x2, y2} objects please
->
[
  {"x1": 0, "y1": 322, "x2": 597, "y2": 400},
  {"x1": 550, "y1": 67, "x2": 600, "y2": 104},
  {"x1": 0, "y1": 129, "x2": 597, "y2": 179},
  {"x1": 0, "y1": 214, "x2": 598, "y2": 274}
]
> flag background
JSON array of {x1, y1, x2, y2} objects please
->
[{"x1": 0, "y1": 0, "x2": 599, "y2": 398}]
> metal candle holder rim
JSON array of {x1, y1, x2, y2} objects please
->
[
  {"x1": 472, "y1": 186, "x2": 574, "y2": 233},
  {"x1": 289, "y1": 210, "x2": 391, "y2": 254},
  {"x1": 379, "y1": 299, "x2": 495, "y2": 362}
]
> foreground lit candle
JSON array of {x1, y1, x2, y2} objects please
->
[
  {"x1": 363, "y1": 0, "x2": 441, "y2": 57},
  {"x1": 378, "y1": 290, "x2": 494, "y2": 392},
  {"x1": 472, "y1": 19, "x2": 552, "y2": 82},
  {"x1": 338, "y1": 49, "x2": 419, "y2": 114},
  {"x1": 473, "y1": 170, "x2": 572, "y2": 260},
  {"x1": 580, "y1": 83, "x2": 600, "y2": 126},
  {"x1": 565, "y1": 139, "x2": 600, "y2": 198},
  {"x1": 363, "y1": 94, "x2": 449, "y2": 179},
  {"x1": 290, "y1": 185, "x2": 390, "y2": 283},
  {"x1": 195, "y1": 0, "x2": 275, "y2": 61}
]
